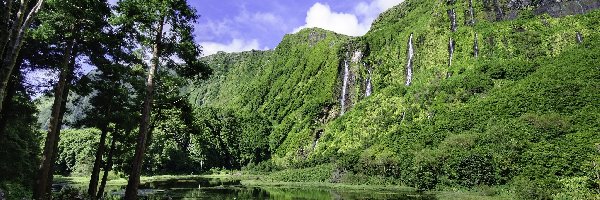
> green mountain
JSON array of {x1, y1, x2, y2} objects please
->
[
  {"x1": 189, "y1": 0, "x2": 600, "y2": 195},
  {"x1": 31, "y1": 0, "x2": 600, "y2": 197}
]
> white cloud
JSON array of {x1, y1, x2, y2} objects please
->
[
  {"x1": 197, "y1": 19, "x2": 237, "y2": 41},
  {"x1": 294, "y1": 0, "x2": 404, "y2": 36},
  {"x1": 196, "y1": 10, "x2": 287, "y2": 49},
  {"x1": 355, "y1": 0, "x2": 405, "y2": 22},
  {"x1": 235, "y1": 11, "x2": 278, "y2": 26},
  {"x1": 201, "y1": 39, "x2": 260, "y2": 56},
  {"x1": 293, "y1": 3, "x2": 369, "y2": 36}
]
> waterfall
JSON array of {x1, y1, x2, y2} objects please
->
[
  {"x1": 576, "y1": 32, "x2": 583, "y2": 43},
  {"x1": 448, "y1": 38, "x2": 455, "y2": 67},
  {"x1": 351, "y1": 51, "x2": 362, "y2": 63},
  {"x1": 312, "y1": 130, "x2": 323, "y2": 150},
  {"x1": 448, "y1": 9, "x2": 457, "y2": 32},
  {"x1": 340, "y1": 59, "x2": 349, "y2": 115},
  {"x1": 365, "y1": 65, "x2": 372, "y2": 97},
  {"x1": 474, "y1": 33, "x2": 479, "y2": 57},
  {"x1": 405, "y1": 33, "x2": 414, "y2": 86},
  {"x1": 468, "y1": 0, "x2": 475, "y2": 25}
]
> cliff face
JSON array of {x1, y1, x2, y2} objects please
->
[
  {"x1": 481, "y1": 0, "x2": 600, "y2": 19},
  {"x1": 192, "y1": 0, "x2": 600, "y2": 192}
]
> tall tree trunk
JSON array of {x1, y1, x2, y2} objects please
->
[
  {"x1": 124, "y1": 16, "x2": 165, "y2": 200},
  {"x1": 0, "y1": 0, "x2": 15, "y2": 56},
  {"x1": 44, "y1": 51, "x2": 77, "y2": 196},
  {"x1": 0, "y1": 0, "x2": 44, "y2": 115},
  {"x1": 0, "y1": 77, "x2": 14, "y2": 140},
  {"x1": 33, "y1": 37, "x2": 75, "y2": 200},
  {"x1": 97, "y1": 132, "x2": 117, "y2": 199},
  {"x1": 88, "y1": 122, "x2": 111, "y2": 200},
  {"x1": 0, "y1": 56, "x2": 23, "y2": 139}
]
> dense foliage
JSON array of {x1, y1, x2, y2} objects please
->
[
  {"x1": 186, "y1": 0, "x2": 600, "y2": 198},
  {"x1": 0, "y1": 74, "x2": 40, "y2": 197},
  {"x1": 2, "y1": 0, "x2": 599, "y2": 199}
]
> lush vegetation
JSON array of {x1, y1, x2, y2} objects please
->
[
  {"x1": 188, "y1": 0, "x2": 600, "y2": 198},
  {"x1": 0, "y1": 0, "x2": 599, "y2": 199}
]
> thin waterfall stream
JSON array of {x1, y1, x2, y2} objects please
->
[
  {"x1": 340, "y1": 59, "x2": 349, "y2": 115},
  {"x1": 405, "y1": 33, "x2": 414, "y2": 86},
  {"x1": 365, "y1": 65, "x2": 372, "y2": 97}
]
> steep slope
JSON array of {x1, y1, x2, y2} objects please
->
[
  {"x1": 316, "y1": 0, "x2": 600, "y2": 194},
  {"x1": 191, "y1": 0, "x2": 600, "y2": 195},
  {"x1": 190, "y1": 28, "x2": 350, "y2": 155}
]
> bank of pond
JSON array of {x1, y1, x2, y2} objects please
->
[{"x1": 51, "y1": 174, "x2": 514, "y2": 200}]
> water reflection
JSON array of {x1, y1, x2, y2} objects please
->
[{"x1": 60, "y1": 177, "x2": 434, "y2": 200}]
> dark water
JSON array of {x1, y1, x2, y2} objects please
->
[{"x1": 91, "y1": 177, "x2": 434, "y2": 200}]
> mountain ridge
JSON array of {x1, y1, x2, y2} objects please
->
[
  {"x1": 188, "y1": 0, "x2": 600, "y2": 195},
  {"x1": 33, "y1": 0, "x2": 600, "y2": 196}
]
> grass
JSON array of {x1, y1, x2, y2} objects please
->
[
  {"x1": 240, "y1": 179, "x2": 415, "y2": 192},
  {"x1": 53, "y1": 174, "x2": 212, "y2": 186},
  {"x1": 433, "y1": 191, "x2": 515, "y2": 200}
]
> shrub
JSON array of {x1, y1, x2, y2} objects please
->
[
  {"x1": 411, "y1": 149, "x2": 443, "y2": 191},
  {"x1": 512, "y1": 177, "x2": 560, "y2": 200},
  {"x1": 553, "y1": 177, "x2": 596, "y2": 200},
  {"x1": 334, "y1": 152, "x2": 359, "y2": 173},
  {"x1": 53, "y1": 186, "x2": 87, "y2": 200},
  {"x1": 481, "y1": 59, "x2": 537, "y2": 80},
  {"x1": 455, "y1": 154, "x2": 496, "y2": 187},
  {"x1": 520, "y1": 113, "x2": 571, "y2": 140},
  {"x1": 0, "y1": 182, "x2": 32, "y2": 200},
  {"x1": 244, "y1": 160, "x2": 281, "y2": 173},
  {"x1": 268, "y1": 164, "x2": 334, "y2": 182}
]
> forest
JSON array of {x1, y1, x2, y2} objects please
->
[{"x1": 1, "y1": 0, "x2": 600, "y2": 199}]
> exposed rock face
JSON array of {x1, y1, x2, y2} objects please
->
[
  {"x1": 508, "y1": 0, "x2": 532, "y2": 9},
  {"x1": 307, "y1": 29, "x2": 328, "y2": 47},
  {"x1": 484, "y1": 0, "x2": 600, "y2": 20},
  {"x1": 339, "y1": 48, "x2": 371, "y2": 115},
  {"x1": 493, "y1": 0, "x2": 505, "y2": 20},
  {"x1": 534, "y1": 0, "x2": 600, "y2": 17}
]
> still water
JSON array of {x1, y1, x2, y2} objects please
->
[{"x1": 63, "y1": 177, "x2": 435, "y2": 200}]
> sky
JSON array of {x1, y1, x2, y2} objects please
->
[
  {"x1": 105, "y1": 0, "x2": 404, "y2": 55},
  {"x1": 189, "y1": 0, "x2": 405, "y2": 56}
]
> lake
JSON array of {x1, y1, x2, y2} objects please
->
[{"x1": 55, "y1": 177, "x2": 435, "y2": 200}]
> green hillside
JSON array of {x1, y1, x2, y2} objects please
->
[
  {"x1": 187, "y1": 0, "x2": 600, "y2": 197},
  {"x1": 24, "y1": 0, "x2": 600, "y2": 198},
  {"x1": 189, "y1": 29, "x2": 351, "y2": 156}
]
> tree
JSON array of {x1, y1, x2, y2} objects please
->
[
  {"x1": 96, "y1": 129, "x2": 118, "y2": 198},
  {"x1": 0, "y1": 0, "x2": 44, "y2": 115},
  {"x1": 0, "y1": 56, "x2": 40, "y2": 188},
  {"x1": 112, "y1": 0, "x2": 209, "y2": 199},
  {"x1": 30, "y1": 0, "x2": 111, "y2": 199},
  {"x1": 77, "y1": 28, "x2": 142, "y2": 199}
]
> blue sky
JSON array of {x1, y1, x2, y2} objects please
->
[
  {"x1": 105, "y1": 0, "x2": 404, "y2": 55},
  {"x1": 189, "y1": 0, "x2": 405, "y2": 56}
]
